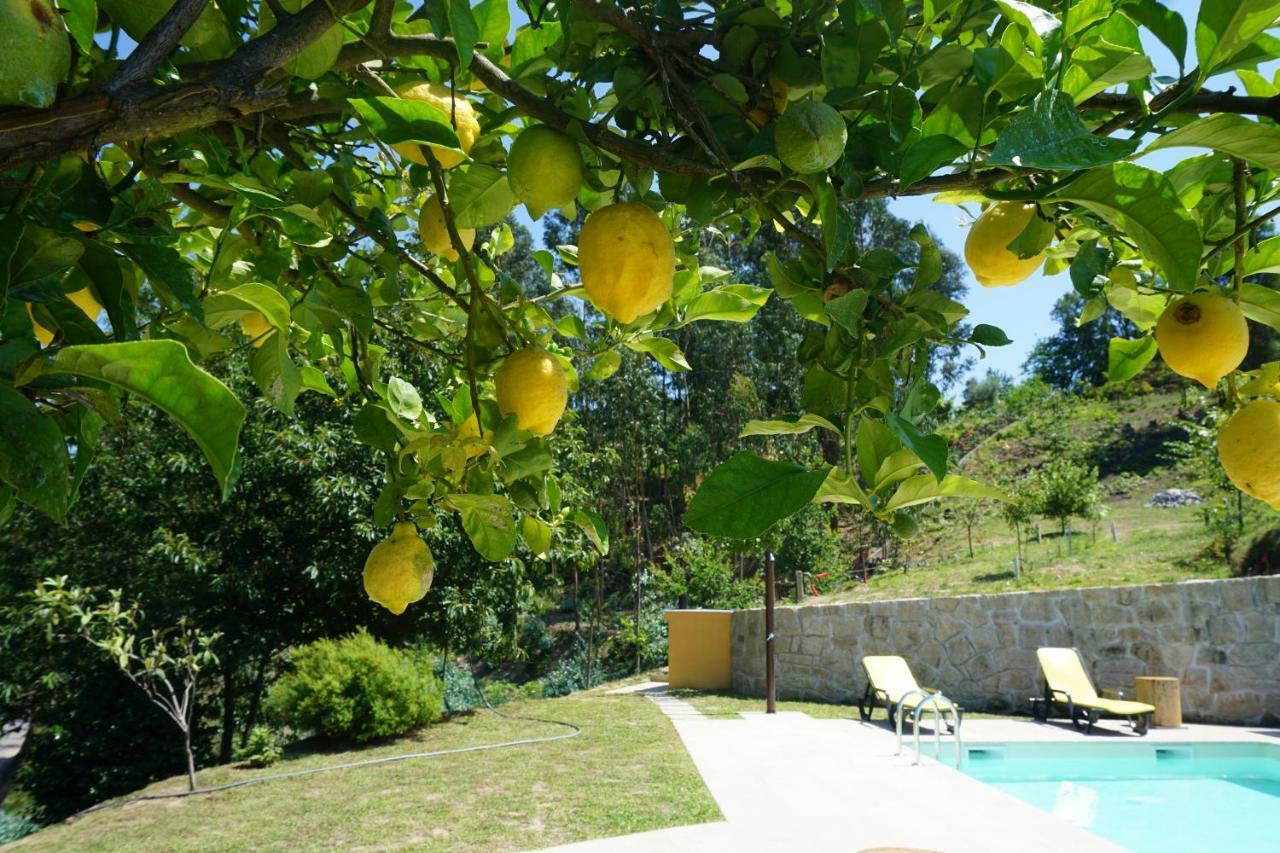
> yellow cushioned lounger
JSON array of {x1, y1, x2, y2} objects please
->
[
  {"x1": 859, "y1": 655, "x2": 958, "y2": 728},
  {"x1": 1036, "y1": 647, "x2": 1155, "y2": 735}
]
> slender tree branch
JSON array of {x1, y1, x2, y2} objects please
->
[{"x1": 104, "y1": 0, "x2": 211, "y2": 96}]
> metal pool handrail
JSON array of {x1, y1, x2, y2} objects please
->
[{"x1": 894, "y1": 689, "x2": 963, "y2": 767}]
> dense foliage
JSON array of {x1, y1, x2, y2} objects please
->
[
  {"x1": 3, "y1": 0, "x2": 1280, "y2": 822},
  {"x1": 266, "y1": 629, "x2": 443, "y2": 742}
]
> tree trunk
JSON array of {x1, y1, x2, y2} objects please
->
[
  {"x1": 219, "y1": 659, "x2": 237, "y2": 763},
  {"x1": 634, "y1": 566, "x2": 642, "y2": 675},
  {"x1": 966, "y1": 523, "x2": 974, "y2": 558},
  {"x1": 572, "y1": 564, "x2": 581, "y2": 634},
  {"x1": 240, "y1": 652, "x2": 270, "y2": 748},
  {"x1": 183, "y1": 726, "x2": 197, "y2": 792}
]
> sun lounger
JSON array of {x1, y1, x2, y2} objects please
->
[
  {"x1": 1035, "y1": 647, "x2": 1154, "y2": 735},
  {"x1": 859, "y1": 655, "x2": 960, "y2": 730}
]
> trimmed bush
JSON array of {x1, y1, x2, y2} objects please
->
[
  {"x1": 266, "y1": 629, "x2": 442, "y2": 742},
  {"x1": 0, "y1": 810, "x2": 40, "y2": 844}
]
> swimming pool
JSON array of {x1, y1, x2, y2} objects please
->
[{"x1": 959, "y1": 741, "x2": 1280, "y2": 853}]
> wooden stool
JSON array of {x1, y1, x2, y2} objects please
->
[{"x1": 1134, "y1": 676, "x2": 1182, "y2": 727}]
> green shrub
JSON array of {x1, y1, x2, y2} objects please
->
[
  {"x1": 234, "y1": 726, "x2": 283, "y2": 768},
  {"x1": 437, "y1": 659, "x2": 484, "y2": 714},
  {"x1": 482, "y1": 679, "x2": 543, "y2": 706},
  {"x1": 542, "y1": 659, "x2": 587, "y2": 698},
  {"x1": 0, "y1": 810, "x2": 40, "y2": 844},
  {"x1": 266, "y1": 629, "x2": 442, "y2": 742}
]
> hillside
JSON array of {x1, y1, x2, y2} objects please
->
[{"x1": 816, "y1": 381, "x2": 1274, "y2": 605}]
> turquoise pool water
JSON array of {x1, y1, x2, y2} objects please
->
[{"x1": 961, "y1": 742, "x2": 1280, "y2": 852}]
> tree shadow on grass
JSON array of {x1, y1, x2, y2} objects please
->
[{"x1": 972, "y1": 571, "x2": 1017, "y2": 583}]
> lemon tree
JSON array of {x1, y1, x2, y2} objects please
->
[{"x1": 2, "y1": 0, "x2": 1280, "y2": 609}]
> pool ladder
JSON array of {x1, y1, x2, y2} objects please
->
[{"x1": 894, "y1": 690, "x2": 963, "y2": 768}]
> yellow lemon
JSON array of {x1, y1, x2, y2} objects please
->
[
  {"x1": 1154, "y1": 292, "x2": 1249, "y2": 389},
  {"x1": 239, "y1": 311, "x2": 275, "y2": 347},
  {"x1": 495, "y1": 348, "x2": 568, "y2": 436},
  {"x1": 68, "y1": 287, "x2": 103, "y2": 322},
  {"x1": 418, "y1": 196, "x2": 474, "y2": 261},
  {"x1": 390, "y1": 82, "x2": 478, "y2": 169},
  {"x1": 363, "y1": 522, "x2": 435, "y2": 615},
  {"x1": 1218, "y1": 400, "x2": 1280, "y2": 510},
  {"x1": 26, "y1": 305, "x2": 53, "y2": 345},
  {"x1": 578, "y1": 202, "x2": 675, "y2": 324},
  {"x1": 455, "y1": 412, "x2": 493, "y2": 459},
  {"x1": 507, "y1": 125, "x2": 585, "y2": 218},
  {"x1": 964, "y1": 202, "x2": 1046, "y2": 287},
  {"x1": 26, "y1": 287, "x2": 103, "y2": 345}
]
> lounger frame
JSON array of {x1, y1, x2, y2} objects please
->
[{"x1": 1034, "y1": 647, "x2": 1152, "y2": 736}]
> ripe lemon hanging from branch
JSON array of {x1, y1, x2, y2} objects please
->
[
  {"x1": 495, "y1": 348, "x2": 569, "y2": 436},
  {"x1": 578, "y1": 202, "x2": 675, "y2": 324},
  {"x1": 363, "y1": 522, "x2": 434, "y2": 615},
  {"x1": 964, "y1": 202, "x2": 1047, "y2": 287},
  {"x1": 1154, "y1": 292, "x2": 1249, "y2": 389},
  {"x1": 391, "y1": 82, "x2": 479, "y2": 169},
  {"x1": 1218, "y1": 400, "x2": 1280, "y2": 510}
]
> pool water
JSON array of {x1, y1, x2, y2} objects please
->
[{"x1": 960, "y1": 742, "x2": 1280, "y2": 853}]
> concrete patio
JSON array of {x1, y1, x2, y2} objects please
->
[{"x1": 540, "y1": 685, "x2": 1279, "y2": 853}]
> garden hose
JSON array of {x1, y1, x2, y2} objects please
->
[{"x1": 71, "y1": 694, "x2": 581, "y2": 819}]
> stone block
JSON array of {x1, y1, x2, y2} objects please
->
[
  {"x1": 866, "y1": 614, "x2": 890, "y2": 640},
  {"x1": 1226, "y1": 642, "x2": 1280, "y2": 668},
  {"x1": 1213, "y1": 690, "x2": 1263, "y2": 721}
]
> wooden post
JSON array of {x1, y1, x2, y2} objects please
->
[
  {"x1": 794, "y1": 570, "x2": 803, "y2": 604},
  {"x1": 1110, "y1": 521, "x2": 1118, "y2": 543},
  {"x1": 1013, "y1": 556, "x2": 1021, "y2": 581},
  {"x1": 1035, "y1": 523, "x2": 1042, "y2": 544},
  {"x1": 765, "y1": 550, "x2": 777, "y2": 715}
]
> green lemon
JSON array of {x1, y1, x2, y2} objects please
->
[
  {"x1": 0, "y1": 0, "x2": 70, "y2": 108},
  {"x1": 773, "y1": 101, "x2": 847, "y2": 174}
]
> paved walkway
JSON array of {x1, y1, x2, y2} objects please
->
[{"x1": 542, "y1": 686, "x2": 1130, "y2": 853}]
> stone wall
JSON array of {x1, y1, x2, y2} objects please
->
[{"x1": 730, "y1": 576, "x2": 1280, "y2": 726}]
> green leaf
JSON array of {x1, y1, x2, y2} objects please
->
[
  {"x1": 57, "y1": 0, "x2": 98, "y2": 53},
  {"x1": 885, "y1": 474, "x2": 1009, "y2": 511},
  {"x1": 0, "y1": 385, "x2": 69, "y2": 521},
  {"x1": 1242, "y1": 235, "x2": 1280, "y2": 276},
  {"x1": 684, "y1": 452, "x2": 830, "y2": 539},
  {"x1": 586, "y1": 350, "x2": 622, "y2": 381},
  {"x1": 386, "y1": 377, "x2": 423, "y2": 421},
  {"x1": 473, "y1": 0, "x2": 511, "y2": 61},
  {"x1": 625, "y1": 336, "x2": 690, "y2": 372},
  {"x1": 1063, "y1": 38, "x2": 1156, "y2": 103},
  {"x1": 885, "y1": 413, "x2": 948, "y2": 482},
  {"x1": 348, "y1": 97, "x2": 463, "y2": 150},
  {"x1": 122, "y1": 245, "x2": 203, "y2": 320},
  {"x1": 1143, "y1": 114, "x2": 1280, "y2": 174},
  {"x1": 1053, "y1": 163, "x2": 1201, "y2": 292},
  {"x1": 1107, "y1": 336, "x2": 1158, "y2": 381},
  {"x1": 970, "y1": 324, "x2": 1012, "y2": 346},
  {"x1": 817, "y1": 179, "x2": 853, "y2": 272},
  {"x1": 1127, "y1": 0, "x2": 1187, "y2": 73},
  {"x1": 447, "y1": 164, "x2": 516, "y2": 228},
  {"x1": 1239, "y1": 283, "x2": 1280, "y2": 331},
  {"x1": 987, "y1": 91, "x2": 1139, "y2": 170},
  {"x1": 1006, "y1": 213, "x2": 1054, "y2": 259},
  {"x1": 739, "y1": 414, "x2": 841, "y2": 438},
  {"x1": 855, "y1": 416, "x2": 900, "y2": 485},
  {"x1": 203, "y1": 283, "x2": 292, "y2": 332},
  {"x1": 570, "y1": 507, "x2": 610, "y2": 555},
  {"x1": 813, "y1": 466, "x2": 870, "y2": 507},
  {"x1": 1106, "y1": 285, "x2": 1165, "y2": 331},
  {"x1": 521, "y1": 514, "x2": 552, "y2": 558},
  {"x1": 996, "y1": 0, "x2": 1061, "y2": 51},
  {"x1": 251, "y1": 332, "x2": 302, "y2": 415},
  {"x1": 448, "y1": 493, "x2": 517, "y2": 561},
  {"x1": 49, "y1": 342, "x2": 245, "y2": 498},
  {"x1": 898, "y1": 135, "x2": 968, "y2": 188},
  {"x1": 447, "y1": 0, "x2": 480, "y2": 68},
  {"x1": 1196, "y1": 0, "x2": 1280, "y2": 78},
  {"x1": 681, "y1": 285, "x2": 771, "y2": 324},
  {"x1": 824, "y1": 289, "x2": 869, "y2": 335}
]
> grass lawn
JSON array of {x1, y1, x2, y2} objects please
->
[
  {"x1": 669, "y1": 690, "x2": 1011, "y2": 723},
  {"x1": 817, "y1": 501, "x2": 1253, "y2": 605},
  {"x1": 9, "y1": 691, "x2": 719, "y2": 852}
]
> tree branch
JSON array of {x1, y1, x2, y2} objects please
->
[{"x1": 104, "y1": 0, "x2": 211, "y2": 96}]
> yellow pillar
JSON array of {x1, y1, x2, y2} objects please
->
[{"x1": 664, "y1": 610, "x2": 733, "y2": 690}]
